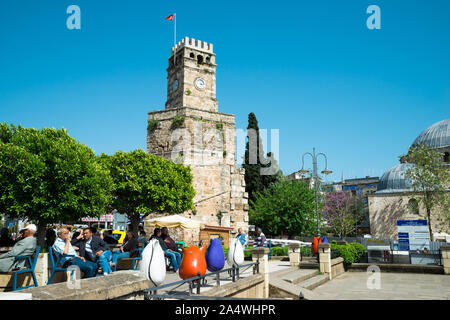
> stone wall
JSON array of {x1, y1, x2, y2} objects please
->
[
  {"x1": 21, "y1": 270, "x2": 151, "y2": 300},
  {"x1": 199, "y1": 274, "x2": 264, "y2": 298}
]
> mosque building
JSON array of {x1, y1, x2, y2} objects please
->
[{"x1": 368, "y1": 119, "x2": 450, "y2": 239}]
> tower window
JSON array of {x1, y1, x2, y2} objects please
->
[
  {"x1": 190, "y1": 52, "x2": 195, "y2": 58},
  {"x1": 206, "y1": 56, "x2": 211, "y2": 63},
  {"x1": 197, "y1": 55, "x2": 204, "y2": 64}
]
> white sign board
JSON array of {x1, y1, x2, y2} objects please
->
[{"x1": 397, "y1": 220, "x2": 430, "y2": 251}]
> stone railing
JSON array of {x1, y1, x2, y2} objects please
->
[
  {"x1": 251, "y1": 247, "x2": 270, "y2": 298},
  {"x1": 288, "y1": 243, "x2": 301, "y2": 267},
  {"x1": 318, "y1": 243, "x2": 344, "y2": 280}
]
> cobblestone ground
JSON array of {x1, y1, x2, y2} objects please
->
[{"x1": 313, "y1": 272, "x2": 450, "y2": 300}]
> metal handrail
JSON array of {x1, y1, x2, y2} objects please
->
[{"x1": 144, "y1": 261, "x2": 259, "y2": 299}]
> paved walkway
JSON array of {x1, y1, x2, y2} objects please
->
[{"x1": 313, "y1": 272, "x2": 450, "y2": 300}]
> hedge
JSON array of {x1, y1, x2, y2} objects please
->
[{"x1": 330, "y1": 241, "x2": 366, "y2": 264}]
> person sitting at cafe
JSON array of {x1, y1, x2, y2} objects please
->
[
  {"x1": 150, "y1": 228, "x2": 181, "y2": 272},
  {"x1": 110, "y1": 231, "x2": 138, "y2": 268},
  {"x1": 71, "y1": 230, "x2": 84, "y2": 248},
  {"x1": 254, "y1": 228, "x2": 266, "y2": 248},
  {"x1": 78, "y1": 227, "x2": 113, "y2": 276},
  {"x1": 100, "y1": 230, "x2": 118, "y2": 245},
  {"x1": 0, "y1": 228, "x2": 15, "y2": 247},
  {"x1": 161, "y1": 227, "x2": 179, "y2": 252},
  {"x1": 45, "y1": 228, "x2": 57, "y2": 248},
  {"x1": 137, "y1": 230, "x2": 148, "y2": 247},
  {"x1": 0, "y1": 224, "x2": 37, "y2": 272},
  {"x1": 52, "y1": 228, "x2": 98, "y2": 278}
]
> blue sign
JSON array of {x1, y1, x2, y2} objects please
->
[
  {"x1": 398, "y1": 232, "x2": 409, "y2": 238},
  {"x1": 398, "y1": 238, "x2": 410, "y2": 251},
  {"x1": 397, "y1": 220, "x2": 427, "y2": 226},
  {"x1": 8, "y1": 222, "x2": 16, "y2": 228}
]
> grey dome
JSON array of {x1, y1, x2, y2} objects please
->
[
  {"x1": 376, "y1": 163, "x2": 414, "y2": 194},
  {"x1": 412, "y1": 119, "x2": 450, "y2": 149}
]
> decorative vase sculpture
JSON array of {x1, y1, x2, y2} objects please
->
[
  {"x1": 205, "y1": 238, "x2": 225, "y2": 272},
  {"x1": 179, "y1": 245, "x2": 207, "y2": 280},
  {"x1": 139, "y1": 239, "x2": 166, "y2": 286},
  {"x1": 227, "y1": 238, "x2": 244, "y2": 267}
]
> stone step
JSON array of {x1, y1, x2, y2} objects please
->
[
  {"x1": 298, "y1": 274, "x2": 329, "y2": 290},
  {"x1": 302, "y1": 257, "x2": 318, "y2": 261},
  {"x1": 282, "y1": 269, "x2": 319, "y2": 285},
  {"x1": 299, "y1": 262, "x2": 319, "y2": 269}
]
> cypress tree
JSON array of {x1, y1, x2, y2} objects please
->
[{"x1": 242, "y1": 113, "x2": 281, "y2": 205}]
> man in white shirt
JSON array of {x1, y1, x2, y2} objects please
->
[{"x1": 52, "y1": 228, "x2": 97, "y2": 278}]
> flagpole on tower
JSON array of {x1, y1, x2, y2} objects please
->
[{"x1": 174, "y1": 13, "x2": 177, "y2": 65}]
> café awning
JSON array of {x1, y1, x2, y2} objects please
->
[{"x1": 146, "y1": 215, "x2": 204, "y2": 230}]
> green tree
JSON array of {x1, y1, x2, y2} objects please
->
[
  {"x1": 99, "y1": 149, "x2": 196, "y2": 236},
  {"x1": 0, "y1": 124, "x2": 113, "y2": 246},
  {"x1": 249, "y1": 179, "x2": 318, "y2": 237},
  {"x1": 402, "y1": 144, "x2": 450, "y2": 237},
  {"x1": 242, "y1": 113, "x2": 281, "y2": 205}
]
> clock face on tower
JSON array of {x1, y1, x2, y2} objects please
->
[
  {"x1": 172, "y1": 79, "x2": 178, "y2": 92},
  {"x1": 195, "y1": 77, "x2": 206, "y2": 90}
]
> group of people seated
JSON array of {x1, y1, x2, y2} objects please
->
[{"x1": 49, "y1": 227, "x2": 141, "y2": 278}]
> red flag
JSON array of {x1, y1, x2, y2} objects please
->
[{"x1": 166, "y1": 14, "x2": 174, "y2": 21}]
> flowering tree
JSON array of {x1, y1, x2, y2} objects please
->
[{"x1": 323, "y1": 190, "x2": 358, "y2": 237}]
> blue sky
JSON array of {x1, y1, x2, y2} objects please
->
[{"x1": 0, "y1": 0, "x2": 449, "y2": 184}]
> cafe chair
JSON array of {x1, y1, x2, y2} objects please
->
[{"x1": 11, "y1": 245, "x2": 41, "y2": 291}]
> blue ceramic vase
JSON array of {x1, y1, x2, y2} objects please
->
[{"x1": 205, "y1": 238, "x2": 225, "y2": 272}]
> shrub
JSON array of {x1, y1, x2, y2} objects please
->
[
  {"x1": 270, "y1": 246, "x2": 288, "y2": 256},
  {"x1": 301, "y1": 246, "x2": 312, "y2": 257},
  {"x1": 330, "y1": 242, "x2": 366, "y2": 264},
  {"x1": 171, "y1": 116, "x2": 185, "y2": 129},
  {"x1": 222, "y1": 246, "x2": 252, "y2": 258},
  {"x1": 147, "y1": 120, "x2": 159, "y2": 132}
]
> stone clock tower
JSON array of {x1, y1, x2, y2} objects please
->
[
  {"x1": 146, "y1": 37, "x2": 249, "y2": 244},
  {"x1": 166, "y1": 37, "x2": 218, "y2": 113}
]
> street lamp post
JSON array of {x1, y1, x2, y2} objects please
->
[{"x1": 299, "y1": 147, "x2": 332, "y2": 237}]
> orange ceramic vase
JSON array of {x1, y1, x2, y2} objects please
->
[
  {"x1": 179, "y1": 245, "x2": 207, "y2": 280},
  {"x1": 312, "y1": 236, "x2": 322, "y2": 256}
]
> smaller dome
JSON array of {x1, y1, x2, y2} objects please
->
[
  {"x1": 376, "y1": 163, "x2": 414, "y2": 194},
  {"x1": 412, "y1": 119, "x2": 450, "y2": 150}
]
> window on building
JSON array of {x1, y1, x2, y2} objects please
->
[
  {"x1": 190, "y1": 52, "x2": 195, "y2": 58},
  {"x1": 408, "y1": 198, "x2": 419, "y2": 215},
  {"x1": 197, "y1": 55, "x2": 204, "y2": 64}
]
